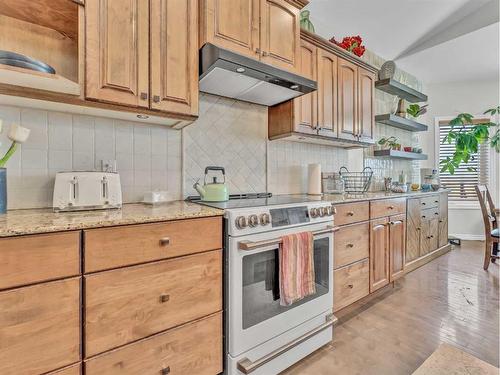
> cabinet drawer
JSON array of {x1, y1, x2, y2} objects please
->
[
  {"x1": 421, "y1": 208, "x2": 440, "y2": 220},
  {"x1": 334, "y1": 258, "x2": 369, "y2": 312},
  {"x1": 0, "y1": 232, "x2": 80, "y2": 290},
  {"x1": 334, "y1": 202, "x2": 369, "y2": 225},
  {"x1": 85, "y1": 312, "x2": 222, "y2": 375},
  {"x1": 0, "y1": 278, "x2": 81, "y2": 375},
  {"x1": 84, "y1": 216, "x2": 222, "y2": 272},
  {"x1": 370, "y1": 198, "x2": 406, "y2": 219},
  {"x1": 334, "y1": 222, "x2": 369, "y2": 268},
  {"x1": 48, "y1": 363, "x2": 81, "y2": 375},
  {"x1": 420, "y1": 195, "x2": 439, "y2": 209},
  {"x1": 85, "y1": 250, "x2": 222, "y2": 356}
]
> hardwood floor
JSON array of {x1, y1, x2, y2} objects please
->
[{"x1": 284, "y1": 241, "x2": 499, "y2": 374}]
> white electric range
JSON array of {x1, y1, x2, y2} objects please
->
[{"x1": 194, "y1": 194, "x2": 338, "y2": 375}]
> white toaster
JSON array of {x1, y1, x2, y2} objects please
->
[{"x1": 53, "y1": 171, "x2": 122, "y2": 212}]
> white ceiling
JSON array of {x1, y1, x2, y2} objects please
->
[{"x1": 306, "y1": 0, "x2": 499, "y2": 84}]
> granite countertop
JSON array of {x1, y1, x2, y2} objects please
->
[
  {"x1": 0, "y1": 201, "x2": 224, "y2": 237},
  {"x1": 0, "y1": 189, "x2": 449, "y2": 237},
  {"x1": 322, "y1": 189, "x2": 450, "y2": 204}
]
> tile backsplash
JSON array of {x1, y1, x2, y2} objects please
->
[
  {"x1": 1, "y1": 52, "x2": 424, "y2": 209},
  {"x1": 0, "y1": 106, "x2": 182, "y2": 209}
]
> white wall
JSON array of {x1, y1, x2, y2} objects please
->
[{"x1": 423, "y1": 78, "x2": 500, "y2": 239}]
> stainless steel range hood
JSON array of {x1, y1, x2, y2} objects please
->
[{"x1": 199, "y1": 43, "x2": 316, "y2": 106}]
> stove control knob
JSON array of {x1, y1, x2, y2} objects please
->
[
  {"x1": 327, "y1": 206, "x2": 334, "y2": 216},
  {"x1": 318, "y1": 207, "x2": 326, "y2": 217},
  {"x1": 260, "y1": 213, "x2": 270, "y2": 226},
  {"x1": 235, "y1": 216, "x2": 248, "y2": 229},
  {"x1": 248, "y1": 214, "x2": 259, "y2": 227},
  {"x1": 322, "y1": 207, "x2": 330, "y2": 217},
  {"x1": 310, "y1": 208, "x2": 319, "y2": 218}
]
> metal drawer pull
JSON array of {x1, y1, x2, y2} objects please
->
[
  {"x1": 237, "y1": 314, "x2": 338, "y2": 374},
  {"x1": 159, "y1": 294, "x2": 170, "y2": 303},
  {"x1": 161, "y1": 367, "x2": 170, "y2": 375},
  {"x1": 238, "y1": 225, "x2": 340, "y2": 251},
  {"x1": 422, "y1": 202, "x2": 426, "y2": 205},
  {"x1": 159, "y1": 237, "x2": 170, "y2": 246},
  {"x1": 347, "y1": 211, "x2": 355, "y2": 216},
  {"x1": 434, "y1": 212, "x2": 439, "y2": 215},
  {"x1": 388, "y1": 206, "x2": 395, "y2": 210},
  {"x1": 347, "y1": 284, "x2": 354, "y2": 289},
  {"x1": 389, "y1": 220, "x2": 403, "y2": 226},
  {"x1": 347, "y1": 243, "x2": 354, "y2": 248}
]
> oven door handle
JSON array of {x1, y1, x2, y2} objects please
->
[
  {"x1": 238, "y1": 225, "x2": 339, "y2": 251},
  {"x1": 237, "y1": 313, "x2": 338, "y2": 374}
]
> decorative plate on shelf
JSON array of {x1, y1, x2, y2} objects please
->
[{"x1": 379, "y1": 60, "x2": 396, "y2": 80}]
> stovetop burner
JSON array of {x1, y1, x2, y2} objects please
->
[{"x1": 186, "y1": 192, "x2": 324, "y2": 210}]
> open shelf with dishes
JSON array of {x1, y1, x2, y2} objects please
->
[
  {"x1": 373, "y1": 149, "x2": 428, "y2": 160},
  {"x1": 375, "y1": 114, "x2": 428, "y2": 132},
  {"x1": 0, "y1": 0, "x2": 81, "y2": 96}
]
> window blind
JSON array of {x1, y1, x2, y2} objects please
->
[{"x1": 438, "y1": 119, "x2": 490, "y2": 201}]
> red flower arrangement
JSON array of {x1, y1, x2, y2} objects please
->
[{"x1": 330, "y1": 35, "x2": 366, "y2": 57}]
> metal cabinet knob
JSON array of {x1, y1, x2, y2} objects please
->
[
  {"x1": 159, "y1": 294, "x2": 170, "y2": 303},
  {"x1": 347, "y1": 284, "x2": 354, "y2": 289},
  {"x1": 347, "y1": 211, "x2": 355, "y2": 216},
  {"x1": 347, "y1": 243, "x2": 354, "y2": 248},
  {"x1": 140, "y1": 92, "x2": 148, "y2": 100},
  {"x1": 161, "y1": 366, "x2": 171, "y2": 375},
  {"x1": 388, "y1": 206, "x2": 395, "y2": 210},
  {"x1": 153, "y1": 95, "x2": 161, "y2": 103},
  {"x1": 159, "y1": 237, "x2": 170, "y2": 246}
]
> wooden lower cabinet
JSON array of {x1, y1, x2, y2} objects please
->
[
  {"x1": 85, "y1": 312, "x2": 222, "y2": 375},
  {"x1": 0, "y1": 278, "x2": 81, "y2": 375},
  {"x1": 334, "y1": 259, "x2": 369, "y2": 312},
  {"x1": 85, "y1": 250, "x2": 222, "y2": 356},
  {"x1": 369, "y1": 217, "x2": 390, "y2": 292},
  {"x1": 389, "y1": 214, "x2": 406, "y2": 281},
  {"x1": 406, "y1": 198, "x2": 421, "y2": 263}
]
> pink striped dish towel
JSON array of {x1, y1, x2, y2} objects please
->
[{"x1": 279, "y1": 231, "x2": 316, "y2": 306}]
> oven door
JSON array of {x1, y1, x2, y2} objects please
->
[{"x1": 228, "y1": 222, "x2": 334, "y2": 356}]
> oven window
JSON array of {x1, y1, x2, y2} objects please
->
[{"x1": 242, "y1": 237, "x2": 330, "y2": 329}]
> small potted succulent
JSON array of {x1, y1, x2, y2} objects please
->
[
  {"x1": 377, "y1": 136, "x2": 400, "y2": 150},
  {"x1": 0, "y1": 122, "x2": 31, "y2": 213},
  {"x1": 406, "y1": 104, "x2": 428, "y2": 119}
]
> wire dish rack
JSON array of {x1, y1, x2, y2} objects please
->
[{"x1": 339, "y1": 167, "x2": 373, "y2": 193}]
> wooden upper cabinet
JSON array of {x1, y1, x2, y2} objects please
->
[
  {"x1": 370, "y1": 217, "x2": 390, "y2": 293},
  {"x1": 294, "y1": 38, "x2": 317, "y2": 134},
  {"x1": 317, "y1": 48, "x2": 337, "y2": 136},
  {"x1": 389, "y1": 214, "x2": 406, "y2": 281},
  {"x1": 150, "y1": 0, "x2": 198, "y2": 116},
  {"x1": 200, "y1": 0, "x2": 260, "y2": 58},
  {"x1": 259, "y1": 0, "x2": 300, "y2": 73},
  {"x1": 337, "y1": 58, "x2": 358, "y2": 141},
  {"x1": 358, "y1": 67, "x2": 375, "y2": 143},
  {"x1": 85, "y1": 0, "x2": 149, "y2": 107}
]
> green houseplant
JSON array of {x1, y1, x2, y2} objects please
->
[{"x1": 440, "y1": 106, "x2": 500, "y2": 174}]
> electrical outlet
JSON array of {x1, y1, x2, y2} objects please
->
[{"x1": 100, "y1": 159, "x2": 117, "y2": 173}]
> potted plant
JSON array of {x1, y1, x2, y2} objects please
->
[
  {"x1": 406, "y1": 104, "x2": 428, "y2": 119},
  {"x1": 440, "y1": 106, "x2": 499, "y2": 174},
  {"x1": 377, "y1": 136, "x2": 400, "y2": 150},
  {"x1": 0, "y1": 122, "x2": 31, "y2": 214}
]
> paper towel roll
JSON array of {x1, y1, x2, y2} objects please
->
[{"x1": 308, "y1": 163, "x2": 322, "y2": 195}]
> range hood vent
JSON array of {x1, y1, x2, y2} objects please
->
[{"x1": 199, "y1": 43, "x2": 316, "y2": 107}]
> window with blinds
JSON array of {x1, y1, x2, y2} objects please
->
[{"x1": 438, "y1": 119, "x2": 490, "y2": 201}]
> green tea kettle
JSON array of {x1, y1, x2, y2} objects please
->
[{"x1": 193, "y1": 166, "x2": 229, "y2": 202}]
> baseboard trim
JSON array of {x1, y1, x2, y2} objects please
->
[
  {"x1": 449, "y1": 233, "x2": 485, "y2": 241},
  {"x1": 404, "y1": 244, "x2": 452, "y2": 274}
]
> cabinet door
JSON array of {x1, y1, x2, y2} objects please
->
[
  {"x1": 86, "y1": 0, "x2": 149, "y2": 107},
  {"x1": 293, "y1": 38, "x2": 317, "y2": 134},
  {"x1": 370, "y1": 217, "x2": 390, "y2": 292},
  {"x1": 317, "y1": 48, "x2": 338, "y2": 138},
  {"x1": 358, "y1": 67, "x2": 375, "y2": 143},
  {"x1": 438, "y1": 192, "x2": 449, "y2": 248},
  {"x1": 150, "y1": 0, "x2": 198, "y2": 116},
  {"x1": 429, "y1": 217, "x2": 439, "y2": 251},
  {"x1": 389, "y1": 214, "x2": 406, "y2": 281},
  {"x1": 406, "y1": 198, "x2": 421, "y2": 263},
  {"x1": 420, "y1": 216, "x2": 431, "y2": 257},
  {"x1": 337, "y1": 58, "x2": 358, "y2": 141},
  {"x1": 260, "y1": 0, "x2": 300, "y2": 73},
  {"x1": 201, "y1": 0, "x2": 260, "y2": 58}
]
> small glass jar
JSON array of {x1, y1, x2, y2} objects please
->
[{"x1": 322, "y1": 173, "x2": 344, "y2": 194}]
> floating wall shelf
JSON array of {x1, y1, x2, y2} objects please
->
[
  {"x1": 375, "y1": 114, "x2": 428, "y2": 132},
  {"x1": 375, "y1": 78, "x2": 428, "y2": 103},
  {"x1": 373, "y1": 149, "x2": 428, "y2": 160}
]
